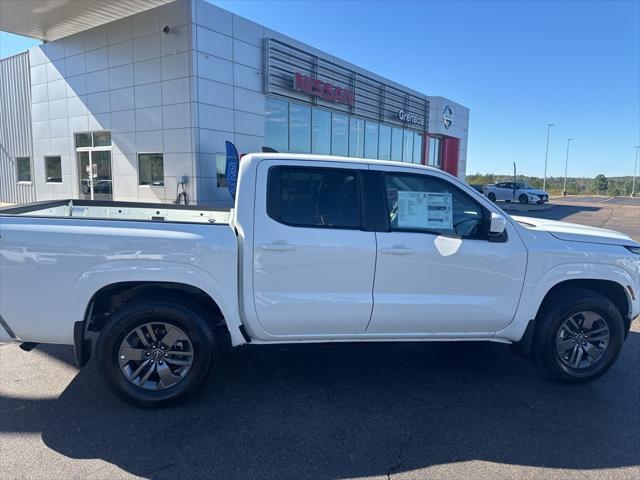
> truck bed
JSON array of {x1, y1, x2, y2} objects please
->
[{"x1": 0, "y1": 199, "x2": 230, "y2": 225}]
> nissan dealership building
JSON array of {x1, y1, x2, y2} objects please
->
[{"x1": 0, "y1": 0, "x2": 469, "y2": 206}]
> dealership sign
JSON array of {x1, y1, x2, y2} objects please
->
[
  {"x1": 293, "y1": 72, "x2": 355, "y2": 106},
  {"x1": 443, "y1": 105, "x2": 453, "y2": 129},
  {"x1": 398, "y1": 109, "x2": 424, "y2": 127}
]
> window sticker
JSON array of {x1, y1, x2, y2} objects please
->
[{"x1": 397, "y1": 191, "x2": 453, "y2": 230}]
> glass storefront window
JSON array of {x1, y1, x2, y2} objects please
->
[
  {"x1": 74, "y1": 133, "x2": 92, "y2": 148},
  {"x1": 264, "y1": 97, "x2": 428, "y2": 165},
  {"x1": 391, "y1": 127, "x2": 403, "y2": 161},
  {"x1": 428, "y1": 136, "x2": 441, "y2": 167},
  {"x1": 289, "y1": 103, "x2": 311, "y2": 153},
  {"x1": 402, "y1": 130, "x2": 414, "y2": 163},
  {"x1": 331, "y1": 113, "x2": 348, "y2": 156},
  {"x1": 364, "y1": 121, "x2": 378, "y2": 159},
  {"x1": 349, "y1": 118, "x2": 365, "y2": 158},
  {"x1": 378, "y1": 125, "x2": 391, "y2": 160},
  {"x1": 138, "y1": 153, "x2": 164, "y2": 186},
  {"x1": 216, "y1": 154, "x2": 227, "y2": 187},
  {"x1": 16, "y1": 157, "x2": 31, "y2": 182},
  {"x1": 93, "y1": 131, "x2": 111, "y2": 147},
  {"x1": 312, "y1": 108, "x2": 331, "y2": 154},
  {"x1": 265, "y1": 98, "x2": 289, "y2": 152},
  {"x1": 45, "y1": 156, "x2": 62, "y2": 183},
  {"x1": 413, "y1": 134, "x2": 423, "y2": 164}
]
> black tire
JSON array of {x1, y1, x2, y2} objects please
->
[
  {"x1": 532, "y1": 288, "x2": 624, "y2": 383},
  {"x1": 519, "y1": 194, "x2": 529, "y2": 204},
  {"x1": 96, "y1": 296, "x2": 215, "y2": 407},
  {"x1": 487, "y1": 192, "x2": 497, "y2": 202}
]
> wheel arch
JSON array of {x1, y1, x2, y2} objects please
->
[
  {"x1": 75, "y1": 280, "x2": 241, "y2": 367},
  {"x1": 535, "y1": 279, "x2": 632, "y2": 336}
]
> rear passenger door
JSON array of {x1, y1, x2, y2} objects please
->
[{"x1": 252, "y1": 161, "x2": 376, "y2": 336}]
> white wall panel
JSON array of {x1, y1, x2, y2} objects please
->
[
  {"x1": 85, "y1": 25, "x2": 108, "y2": 51},
  {"x1": 136, "y1": 130, "x2": 163, "y2": 151},
  {"x1": 85, "y1": 47, "x2": 108, "y2": 73},
  {"x1": 109, "y1": 64, "x2": 134, "y2": 89},
  {"x1": 66, "y1": 74, "x2": 87, "y2": 97},
  {"x1": 110, "y1": 87, "x2": 135, "y2": 112},
  {"x1": 135, "y1": 106, "x2": 163, "y2": 131},
  {"x1": 195, "y1": 0, "x2": 232, "y2": 36},
  {"x1": 198, "y1": 77, "x2": 233, "y2": 108},
  {"x1": 108, "y1": 41, "x2": 133, "y2": 68},
  {"x1": 111, "y1": 109, "x2": 135, "y2": 133},
  {"x1": 133, "y1": 8, "x2": 160, "y2": 38},
  {"x1": 162, "y1": 77, "x2": 191, "y2": 105},
  {"x1": 65, "y1": 53, "x2": 86, "y2": 76},
  {"x1": 134, "y1": 58, "x2": 161, "y2": 85},
  {"x1": 133, "y1": 34, "x2": 161, "y2": 62},
  {"x1": 108, "y1": 17, "x2": 133, "y2": 45},
  {"x1": 161, "y1": 51, "x2": 190, "y2": 80},
  {"x1": 134, "y1": 82, "x2": 162, "y2": 108},
  {"x1": 85, "y1": 69, "x2": 109, "y2": 93},
  {"x1": 196, "y1": 26, "x2": 232, "y2": 60}
]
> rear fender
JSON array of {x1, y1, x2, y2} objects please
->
[{"x1": 67, "y1": 260, "x2": 244, "y2": 346}]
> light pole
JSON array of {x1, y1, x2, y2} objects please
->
[
  {"x1": 632, "y1": 145, "x2": 640, "y2": 198},
  {"x1": 562, "y1": 138, "x2": 573, "y2": 196},
  {"x1": 543, "y1": 123, "x2": 554, "y2": 192}
]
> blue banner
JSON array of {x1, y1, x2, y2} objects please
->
[{"x1": 225, "y1": 141, "x2": 239, "y2": 199}]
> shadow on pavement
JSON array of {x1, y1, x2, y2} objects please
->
[{"x1": 1, "y1": 333, "x2": 639, "y2": 479}]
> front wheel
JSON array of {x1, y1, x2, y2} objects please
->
[
  {"x1": 532, "y1": 289, "x2": 624, "y2": 382},
  {"x1": 487, "y1": 192, "x2": 497, "y2": 202},
  {"x1": 95, "y1": 296, "x2": 215, "y2": 407},
  {"x1": 519, "y1": 194, "x2": 529, "y2": 204}
]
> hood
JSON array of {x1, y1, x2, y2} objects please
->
[{"x1": 511, "y1": 215, "x2": 638, "y2": 247}]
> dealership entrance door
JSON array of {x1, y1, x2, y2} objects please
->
[{"x1": 75, "y1": 131, "x2": 113, "y2": 200}]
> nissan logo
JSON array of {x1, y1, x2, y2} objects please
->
[{"x1": 443, "y1": 106, "x2": 453, "y2": 129}]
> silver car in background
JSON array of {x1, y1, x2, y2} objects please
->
[{"x1": 484, "y1": 182, "x2": 549, "y2": 204}]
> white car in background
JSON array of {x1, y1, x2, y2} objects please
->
[{"x1": 485, "y1": 182, "x2": 549, "y2": 204}]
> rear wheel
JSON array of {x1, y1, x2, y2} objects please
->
[
  {"x1": 96, "y1": 296, "x2": 215, "y2": 407},
  {"x1": 487, "y1": 192, "x2": 497, "y2": 202},
  {"x1": 519, "y1": 194, "x2": 529, "y2": 204},
  {"x1": 532, "y1": 289, "x2": 624, "y2": 382}
]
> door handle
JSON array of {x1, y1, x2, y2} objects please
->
[
  {"x1": 380, "y1": 246, "x2": 414, "y2": 255},
  {"x1": 260, "y1": 243, "x2": 296, "y2": 251}
]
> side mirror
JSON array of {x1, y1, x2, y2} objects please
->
[{"x1": 489, "y1": 212, "x2": 507, "y2": 237}]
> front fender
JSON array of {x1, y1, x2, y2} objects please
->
[{"x1": 497, "y1": 262, "x2": 636, "y2": 342}]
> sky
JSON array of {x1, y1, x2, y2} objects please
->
[{"x1": 1, "y1": 0, "x2": 638, "y2": 178}]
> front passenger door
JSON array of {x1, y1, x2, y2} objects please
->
[{"x1": 368, "y1": 169, "x2": 527, "y2": 335}]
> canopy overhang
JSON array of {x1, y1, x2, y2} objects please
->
[{"x1": 0, "y1": 0, "x2": 175, "y2": 42}]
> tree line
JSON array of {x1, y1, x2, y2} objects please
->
[{"x1": 465, "y1": 173, "x2": 635, "y2": 196}]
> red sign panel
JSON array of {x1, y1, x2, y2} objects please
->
[{"x1": 293, "y1": 72, "x2": 355, "y2": 107}]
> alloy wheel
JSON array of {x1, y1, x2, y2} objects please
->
[
  {"x1": 555, "y1": 311, "x2": 610, "y2": 369},
  {"x1": 118, "y1": 322, "x2": 194, "y2": 390}
]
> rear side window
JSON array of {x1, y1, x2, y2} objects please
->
[{"x1": 267, "y1": 166, "x2": 361, "y2": 228}]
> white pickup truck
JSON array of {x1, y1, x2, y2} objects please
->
[{"x1": 1, "y1": 154, "x2": 638, "y2": 407}]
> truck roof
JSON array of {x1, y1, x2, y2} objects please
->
[{"x1": 240, "y1": 152, "x2": 448, "y2": 175}]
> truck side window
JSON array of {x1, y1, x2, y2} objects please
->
[
  {"x1": 267, "y1": 166, "x2": 361, "y2": 229},
  {"x1": 384, "y1": 173, "x2": 486, "y2": 239}
]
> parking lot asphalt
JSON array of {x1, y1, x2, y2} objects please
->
[
  {"x1": 512, "y1": 196, "x2": 640, "y2": 242},
  {"x1": 1, "y1": 198, "x2": 639, "y2": 480}
]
